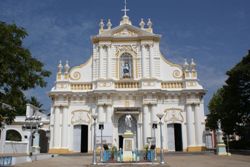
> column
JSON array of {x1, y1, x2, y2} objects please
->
[
  {"x1": 143, "y1": 105, "x2": 151, "y2": 145},
  {"x1": 163, "y1": 123, "x2": 167, "y2": 150},
  {"x1": 54, "y1": 106, "x2": 60, "y2": 148},
  {"x1": 200, "y1": 98, "x2": 206, "y2": 146},
  {"x1": 104, "y1": 46, "x2": 108, "y2": 79},
  {"x1": 98, "y1": 105, "x2": 105, "y2": 123},
  {"x1": 113, "y1": 123, "x2": 118, "y2": 148},
  {"x1": 106, "y1": 105, "x2": 112, "y2": 123},
  {"x1": 152, "y1": 105, "x2": 158, "y2": 123},
  {"x1": 49, "y1": 107, "x2": 54, "y2": 148},
  {"x1": 33, "y1": 130, "x2": 40, "y2": 154},
  {"x1": 194, "y1": 104, "x2": 202, "y2": 146},
  {"x1": 137, "y1": 123, "x2": 141, "y2": 150},
  {"x1": 108, "y1": 47, "x2": 112, "y2": 78},
  {"x1": 99, "y1": 46, "x2": 103, "y2": 78},
  {"x1": 141, "y1": 45, "x2": 145, "y2": 78},
  {"x1": 150, "y1": 105, "x2": 157, "y2": 137},
  {"x1": 62, "y1": 107, "x2": 68, "y2": 148},
  {"x1": 149, "y1": 45, "x2": 154, "y2": 77},
  {"x1": 186, "y1": 104, "x2": 195, "y2": 147}
]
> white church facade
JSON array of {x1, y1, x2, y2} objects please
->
[{"x1": 48, "y1": 12, "x2": 206, "y2": 154}]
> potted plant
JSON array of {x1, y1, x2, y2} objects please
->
[
  {"x1": 144, "y1": 144, "x2": 149, "y2": 160},
  {"x1": 111, "y1": 146, "x2": 117, "y2": 161}
]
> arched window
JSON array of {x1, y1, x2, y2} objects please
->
[
  {"x1": 6, "y1": 130, "x2": 22, "y2": 141},
  {"x1": 120, "y1": 53, "x2": 133, "y2": 79}
]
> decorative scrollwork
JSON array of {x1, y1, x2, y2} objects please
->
[
  {"x1": 115, "y1": 45, "x2": 137, "y2": 57},
  {"x1": 70, "y1": 72, "x2": 81, "y2": 80},
  {"x1": 164, "y1": 109, "x2": 184, "y2": 123},
  {"x1": 71, "y1": 111, "x2": 90, "y2": 125},
  {"x1": 173, "y1": 70, "x2": 182, "y2": 78}
]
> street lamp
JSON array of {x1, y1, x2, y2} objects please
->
[
  {"x1": 23, "y1": 115, "x2": 42, "y2": 156},
  {"x1": 99, "y1": 123, "x2": 104, "y2": 162},
  {"x1": 91, "y1": 113, "x2": 98, "y2": 165},
  {"x1": 152, "y1": 123, "x2": 157, "y2": 161},
  {"x1": 156, "y1": 113, "x2": 165, "y2": 164}
]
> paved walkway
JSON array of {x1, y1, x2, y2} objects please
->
[{"x1": 15, "y1": 154, "x2": 250, "y2": 167}]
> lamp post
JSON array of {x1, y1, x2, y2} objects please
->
[
  {"x1": 99, "y1": 123, "x2": 104, "y2": 162},
  {"x1": 156, "y1": 113, "x2": 165, "y2": 164},
  {"x1": 23, "y1": 115, "x2": 42, "y2": 156},
  {"x1": 152, "y1": 123, "x2": 157, "y2": 161},
  {"x1": 91, "y1": 113, "x2": 98, "y2": 165}
]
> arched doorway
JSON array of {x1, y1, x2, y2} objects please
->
[
  {"x1": 73, "y1": 125, "x2": 88, "y2": 153},
  {"x1": 118, "y1": 115, "x2": 137, "y2": 149},
  {"x1": 167, "y1": 123, "x2": 183, "y2": 151},
  {"x1": 39, "y1": 130, "x2": 48, "y2": 153}
]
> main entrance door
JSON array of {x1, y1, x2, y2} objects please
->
[
  {"x1": 119, "y1": 135, "x2": 124, "y2": 149},
  {"x1": 73, "y1": 125, "x2": 88, "y2": 153},
  {"x1": 167, "y1": 123, "x2": 183, "y2": 151}
]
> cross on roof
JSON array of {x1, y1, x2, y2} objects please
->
[{"x1": 121, "y1": 0, "x2": 130, "y2": 16}]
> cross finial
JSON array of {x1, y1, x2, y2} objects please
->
[{"x1": 121, "y1": 0, "x2": 129, "y2": 17}]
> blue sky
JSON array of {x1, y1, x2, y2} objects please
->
[{"x1": 0, "y1": 0, "x2": 249, "y2": 114}]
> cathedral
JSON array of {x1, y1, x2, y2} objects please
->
[{"x1": 48, "y1": 7, "x2": 206, "y2": 154}]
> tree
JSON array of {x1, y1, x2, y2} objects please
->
[
  {"x1": 0, "y1": 21, "x2": 51, "y2": 125},
  {"x1": 27, "y1": 96, "x2": 43, "y2": 109},
  {"x1": 206, "y1": 88, "x2": 224, "y2": 130},
  {"x1": 207, "y1": 51, "x2": 250, "y2": 140}
]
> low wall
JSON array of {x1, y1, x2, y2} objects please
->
[{"x1": 2, "y1": 141, "x2": 28, "y2": 154}]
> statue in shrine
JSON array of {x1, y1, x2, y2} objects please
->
[
  {"x1": 125, "y1": 114, "x2": 132, "y2": 131},
  {"x1": 122, "y1": 61, "x2": 130, "y2": 78}
]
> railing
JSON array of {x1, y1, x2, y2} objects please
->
[
  {"x1": 0, "y1": 156, "x2": 12, "y2": 166},
  {"x1": 71, "y1": 84, "x2": 92, "y2": 90},
  {"x1": 102, "y1": 149, "x2": 156, "y2": 162},
  {"x1": 161, "y1": 82, "x2": 183, "y2": 89},
  {"x1": 115, "y1": 82, "x2": 140, "y2": 89}
]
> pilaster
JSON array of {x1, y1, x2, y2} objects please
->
[
  {"x1": 143, "y1": 104, "x2": 151, "y2": 145},
  {"x1": 186, "y1": 104, "x2": 195, "y2": 147},
  {"x1": 194, "y1": 104, "x2": 202, "y2": 146},
  {"x1": 98, "y1": 105, "x2": 105, "y2": 123},
  {"x1": 54, "y1": 106, "x2": 61, "y2": 148},
  {"x1": 62, "y1": 106, "x2": 68, "y2": 148}
]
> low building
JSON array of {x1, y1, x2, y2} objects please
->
[{"x1": 0, "y1": 104, "x2": 50, "y2": 154}]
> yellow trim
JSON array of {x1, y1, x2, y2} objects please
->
[
  {"x1": 48, "y1": 149, "x2": 73, "y2": 154},
  {"x1": 57, "y1": 74, "x2": 61, "y2": 80},
  {"x1": 187, "y1": 146, "x2": 206, "y2": 152}
]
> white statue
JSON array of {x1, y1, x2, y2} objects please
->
[
  {"x1": 217, "y1": 119, "x2": 221, "y2": 130},
  {"x1": 122, "y1": 62, "x2": 130, "y2": 77},
  {"x1": 125, "y1": 114, "x2": 132, "y2": 130}
]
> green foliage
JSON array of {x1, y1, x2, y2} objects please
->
[
  {"x1": 27, "y1": 96, "x2": 43, "y2": 109},
  {"x1": 0, "y1": 21, "x2": 51, "y2": 125},
  {"x1": 207, "y1": 51, "x2": 250, "y2": 140},
  {"x1": 206, "y1": 88, "x2": 224, "y2": 130},
  {"x1": 6, "y1": 129, "x2": 22, "y2": 141}
]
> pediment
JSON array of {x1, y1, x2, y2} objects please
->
[
  {"x1": 100, "y1": 24, "x2": 157, "y2": 37},
  {"x1": 92, "y1": 24, "x2": 161, "y2": 43},
  {"x1": 113, "y1": 28, "x2": 138, "y2": 37}
]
